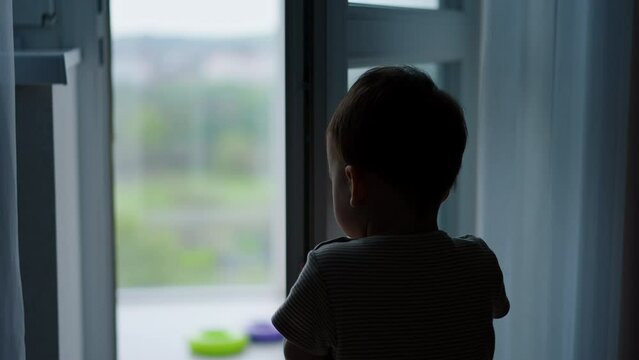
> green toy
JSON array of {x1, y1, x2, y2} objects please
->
[{"x1": 189, "y1": 330, "x2": 249, "y2": 357}]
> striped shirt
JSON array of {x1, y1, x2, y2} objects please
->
[{"x1": 272, "y1": 231, "x2": 509, "y2": 359}]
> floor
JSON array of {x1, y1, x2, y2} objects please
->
[{"x1": 117, "y1": 294, "x2": 284, "y2": 360}]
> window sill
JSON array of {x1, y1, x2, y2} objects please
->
[
  {"x1": 14, "y1": 48, "x2": 81, "y2": 85},
  {"x1": 117, "y1": 291, "x2": 283, "y2": 360}
]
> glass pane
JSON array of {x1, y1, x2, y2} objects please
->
[
  {"x1": 348, "y1": 63, "x2": 443, "y2": 89},
  {"x1": 349, "y1": 0, "x2": 439, "y2": 9},
  {"x1": 111, "y1": 0, "x2": 285, "y2": 359}
]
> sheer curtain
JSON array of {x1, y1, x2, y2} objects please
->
[
  {"x1": 477, "y1": 0, "x2": 634, "y2": 359},
  {"x1": 0, "y1": 0, "x2": 25, "y2": 359}
]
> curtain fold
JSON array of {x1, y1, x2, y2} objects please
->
[
  {"x1": 0, "y1": 0, "x2": 25, "y2": 359},
  {"x1": 477, "y1": 0, "x2": 634, "y2": 359}
]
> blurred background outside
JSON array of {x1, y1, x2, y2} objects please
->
[{"x1": 111, "y1": 0, "x2": 285, "y2": 359}]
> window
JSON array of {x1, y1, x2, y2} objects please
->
[
  {"x1": 12, "y1": 1, "x2": 481, "y2": 359},
  {"x1": 111, "y1": 0, "x2": 285, "y2": 359},
  {"x1": 349, "y1": 0, "x2": 440, "y2": 9},
  {"x1": 348, "y1": 63, "x2": 443, "y2": 88}
]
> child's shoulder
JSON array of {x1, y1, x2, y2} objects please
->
[
  {"x1": 453, "y1": 234, "x2": 491, "y2": 248},
  {"x1": 309, "y1": 233, "x2": 499, "y2": 265},
  {"x1": 313, "y1": 236, "x2": 353, "y2": 251},
  {"x1": 310, "y1": 236, "x2": 361, "y2": 259},
  {"x1": 452, "y1": 234, "x2": 501, "y2": 267}
]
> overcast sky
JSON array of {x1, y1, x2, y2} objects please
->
[{"x1": 111, "y1": 0, "x2": 281, "y2": 38}]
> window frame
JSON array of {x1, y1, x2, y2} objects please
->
[{"x1": 284, "y1": 0, "x2": 348, "y2": 291}]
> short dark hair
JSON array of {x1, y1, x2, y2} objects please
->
[{"x1": 327, "y1": 66, "x2": 467, "y2": 210}]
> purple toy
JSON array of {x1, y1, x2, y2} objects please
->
[{"x1": 248, "y1": 322, "x2": 283, "y2": 343}]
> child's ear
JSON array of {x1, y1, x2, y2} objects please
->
[{"x1": 344, "y1": 165, "x2": 364, "y2": 208}]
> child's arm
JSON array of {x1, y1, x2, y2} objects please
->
[
  {"x1": 474, "y1": 237, "x2": 510, "y2": 319},
  {"x1": 491, "y1": 248, "x2": 510, "y2": 319},
  {"x1": 272, "y1": 251, "x2": 336, "y2": 358},
  {"x1": 492, "y1": 280, "x2": 510, "y2": 319},
  {"x1": 284, "y1": 339, "x2": 333, "y2": 360}
]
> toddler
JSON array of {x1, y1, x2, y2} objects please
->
[{"x1": 272, "y1": 66, "x2": 509, "y2": 360}]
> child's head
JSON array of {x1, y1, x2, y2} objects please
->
[{"x1": 327, "y1": 66, "x2": 467, "y2": 238}]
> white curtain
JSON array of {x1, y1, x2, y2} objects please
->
[
  {"x1": 0, "y1": 0, "x2": 25, "y2": 359},
  {"x1": 477, "y1": 0, "x2": 634, "y2": 359}
]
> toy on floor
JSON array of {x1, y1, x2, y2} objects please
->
[
  {"x1": 189, "y1": 329, "x2": 249, "y2": 357},
  {"x1": 247, "y1": 322, "x2": 283, "y2": 343},
  {"x1": 189, "y1": 321, "x2": 282, "y2": 357}
]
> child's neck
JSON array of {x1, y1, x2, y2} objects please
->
[{"x1": 363, "y1": 209, "x2": 439, "y2": 237}]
